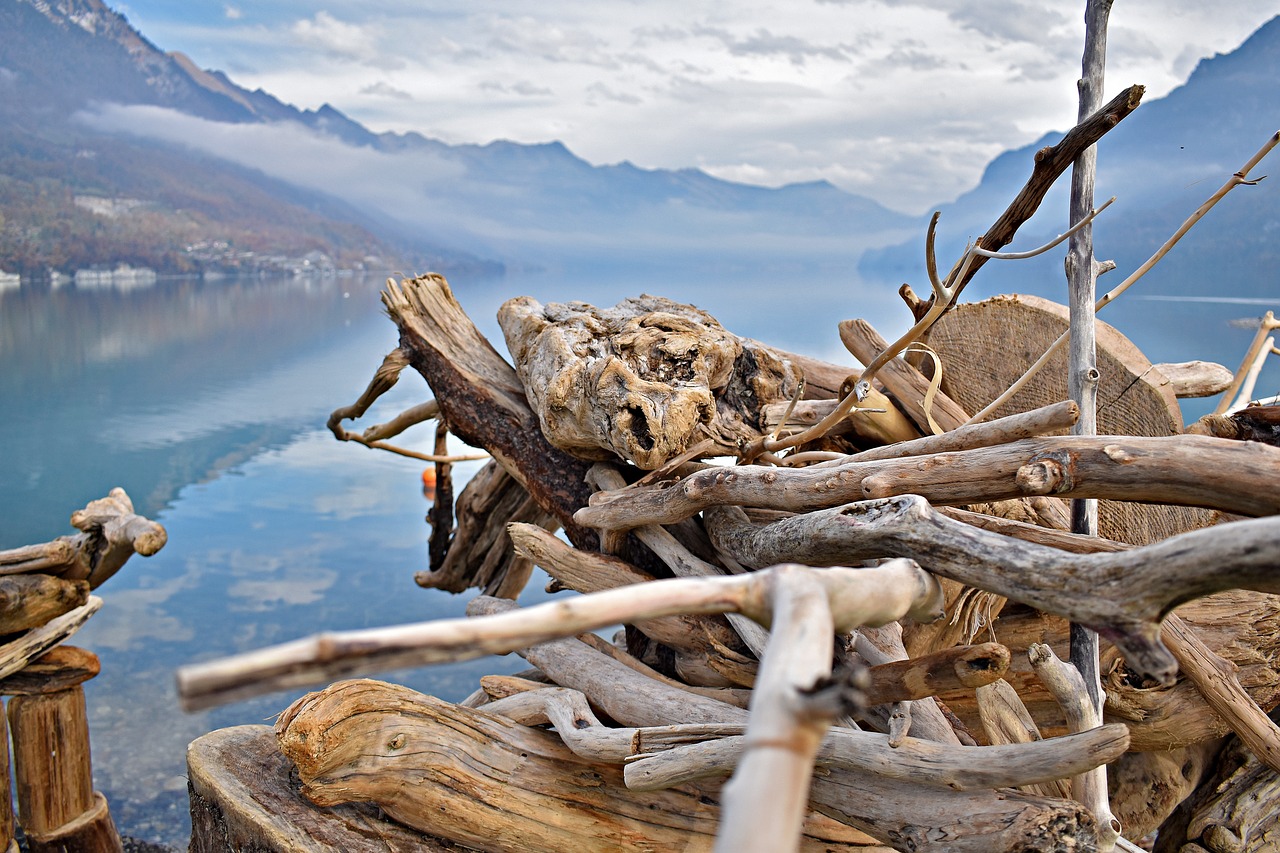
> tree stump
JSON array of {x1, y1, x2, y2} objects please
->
[
  {"x1": 2, "y1": 647, "x2": 121, "y2": 853},
  {"x1": 929, "y1": 293, "x2": 1218, "y2": 543}
]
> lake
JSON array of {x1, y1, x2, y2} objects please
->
[{"x1": 0, "y1": 262, "x2": 1275, "y2": 846}]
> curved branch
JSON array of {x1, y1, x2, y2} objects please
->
[{"x1": 703, "y1": 494, "x2": 1280, "y2": 685}]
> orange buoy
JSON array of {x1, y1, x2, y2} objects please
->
[{"x1": 421, "y1": 467, "x2": 437, "y2": 501}]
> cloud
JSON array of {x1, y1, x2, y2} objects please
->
[
  {"x1": 360, "y1": 80, "x2": 412, "y2": 99},
  {"x1": 223, "y1": 5, "x2": 241, "y2": 21},
  {"x1": 290, "y1": 11, "x2": 384, "y2": 64}
]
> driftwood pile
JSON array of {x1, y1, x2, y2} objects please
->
[
  {"x1": 0, "y1": 488, "x2": 167, "y2": 853},
  {"x1": 174, "y1": 64, "x2": 1280, "y2": 849},
  {"x1": 174, "y1": 259, "x2": 1280, "y2": 852}
]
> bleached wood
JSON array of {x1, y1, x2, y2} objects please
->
[
  {"x1": 715, "y1": 566, "x2": 835, "y2": 853},
  {"x1": 1151, "y1": 361, "x2": 1234, "y2": 398},
  {"x1": 1028, "y1": 643, "x2": 1121, "y2": 846},
  {"x1": 465, "y1": 600, "x2": 1100, "y2": 852},
  {"x1": 702, "y1": 494, "x2": 1280, "y2": 684},
  {"x1": 626, "y1": 723, "x2": 1128, "y2": 794},
  {"x1": 507, "y1": 521, "x2": 748, "y2": 667},
  {"x1": 576, "y1": 433, "x2": 1280, "y2": 532},
  {"x1": 587, "y1": 464, "x2": 771, "y2": 657},
  {"x1": 177, "y1": 561, "x2": 940, "y2": 711}
]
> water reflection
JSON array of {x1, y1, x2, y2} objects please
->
[{"x1": 0, "y1": 266, "x2": 1274, "y2": 847}]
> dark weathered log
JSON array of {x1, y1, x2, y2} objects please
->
[
  {"x1": 0, "y1": 646, "x2": 99, "y2": 696},
  {"x1": 576, "y1": 433, "x2": 1279, "y2": 532},
  {"x1": 383, "y1": 275, "x2": 603, "y2": 549},
  {"x1": 865, "y1": 642, "x2": 1010, "y2": 704},
  {"x1": 417, "y1": 460, "x2": 556, "y2": 598},
  {"x1": 1190, "y1": 404, "x2": 1280, "y2": 448},
  {"x1": 0, "y1": 575, "x2": 88, "y2": 634},
  {"x1": 703, "y1": 495, "x2": 1280, "y2": 685},
  {"x1": 1152, "y1": 716, "x2": 1280, "y2": 852},
  {"x1": 276, "y1": 680, "x2": 881, "y2": 853}
]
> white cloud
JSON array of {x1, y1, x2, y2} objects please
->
[{"x1": 94, "y1": 2, "x2": 1280, "y2": 213}]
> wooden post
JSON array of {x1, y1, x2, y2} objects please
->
[
  {"x1": 2, "y1": 647, "x2": 122, "y2": 853},
  {"x1": 0, "y1": 703, "x2": 14, "y2": 853}
]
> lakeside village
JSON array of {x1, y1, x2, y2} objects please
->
[{"x1": 0, "y1": 196, "x2": 389, "y2": 293}]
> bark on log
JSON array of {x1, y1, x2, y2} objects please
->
[
  {"x1": 416, "y1": 459, "x2": 557, "y2": 598},
  {"x1": 865, "y1": 642, "x2": 1010, "y2": 704},
  {"x1": 576, "y1": 433, "x2": 1280, "y2": 532},
  {"x1": 0, "y1": 598, "x2": 101, "y2": 682},
  {"x1": 702, "y1": 495, "x2": 1280, "y2": 684},
  {"x1": 276, "y1": 679, "x2": 882, "y2": 853}
]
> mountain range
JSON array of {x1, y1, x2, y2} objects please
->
[{"x1": 1, "y1": 0, "x2": 1277, "y2": 292}]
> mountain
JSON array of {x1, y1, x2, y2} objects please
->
[
  {"x1": 859, "y1": 16, "x2": 1280, "y2": 304},
  {"x1": 0, "y1": 0, "x2": 924, "y2": 279}
]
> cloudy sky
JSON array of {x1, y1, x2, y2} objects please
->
[{"x1": 112, "y1": 1, "x2": 1280, "y2": 214}]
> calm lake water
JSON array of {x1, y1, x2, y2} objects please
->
[{"x1": 0, "y1": 262, "x2": 1274, "y2": 846}]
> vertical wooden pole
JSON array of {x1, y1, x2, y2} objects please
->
[
  {"x1": 1066, "y1": 0, "x2": 1110, "y2": 717},
  {"x1": 0, "y1": 703, "x2": 15, "y2": 853},
  {"x1": 1067, "y1": 2, "x2": 1120, "y2": 850},
  {"x1": 3, "y1": 647, "x2": 122, "y2": 853}
]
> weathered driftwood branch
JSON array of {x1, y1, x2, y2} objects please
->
[
  {"x1": 702, "y1": 494, "x2": 1280, "y2": 684},
  {"x1": 467, "y1": 599, "x2": 1101, "y2": 852},
  {"x1": 1029, "y1": 643, "x2": 1122, "y2": 848},
  {"x1": 838, "y1": 318, "x2": 971, "y2": 433},
  {"x1": 921, "y1": 84, "x2": 1143, "y2": 315},
  {"x1": 576, "y1": 433, "x2": 1280, "y2": 531},
  {"x1": 275, "y1": 680, "x2": 880, "y2": 853},
  {"x1": 587, "y1": 464, "x2": 771, "y2": 658},
  {"x1": 864, "y1": 642, "x2": 1010, "y2": 704},
  {"x1": 0, "y1": 489, "x2": 166, "y2": 589},
  {"x1": 507, "y1": 522, "x2": 749, "y2": 672},
  {"x1": 0, "y1": 598, "x2": 102, "y2": 682},
  {"x1": 626, "y1": 723, "x2": 1128, "y2": 795},
  {"x1": 175, "y1": 561, "x2": 941, "y2": 711},
  {"x1": 715, "y1": 565, "x2": 838, "y2": 853},
  {"x1": 1215, "y1": 309, "x2": 1280, "y2": 417},
  {"x1": 1151, "y1": 361, "x2": 1233, "y2": 399},
  {"x1": 1162, "y1": 613, "x2": 1280, "y2": 773},
  {"x1": 845, "y1": 622, "x2": 963, "y2": 746}
]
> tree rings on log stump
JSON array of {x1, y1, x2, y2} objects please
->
[
  {"x1": 498, "y1": 294, "x2": 802, "y2": 469},
  {"x1": 929, "y1": 293, "x2": 1216, "y2": 543}
]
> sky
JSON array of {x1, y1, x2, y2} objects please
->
[{"x1": 111, "y1": 1, "x2": 1280, "y2": 215}]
